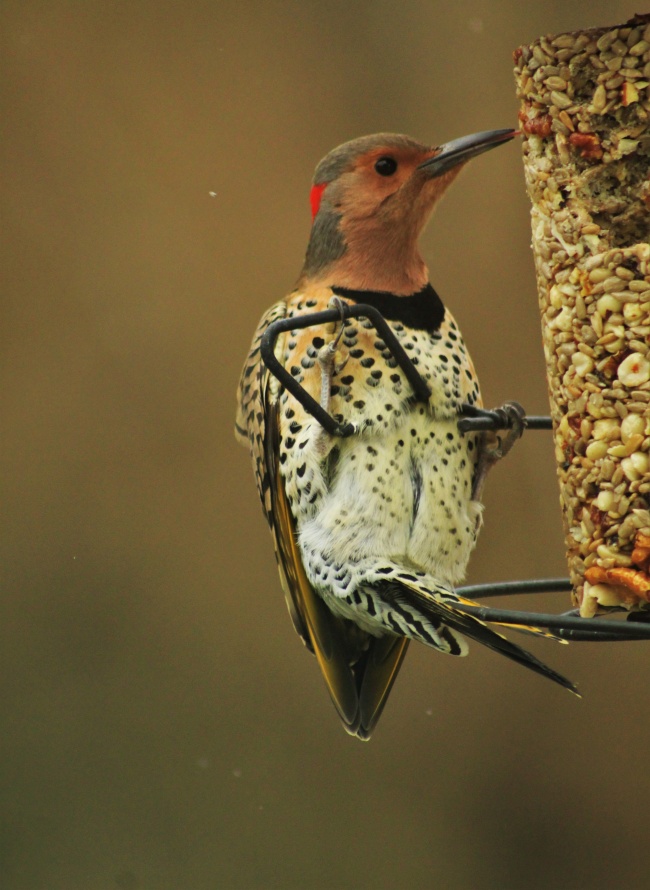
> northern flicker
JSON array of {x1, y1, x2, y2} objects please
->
[{"x1": 236, "y1": 129, "x2": 575, "y2": 739}]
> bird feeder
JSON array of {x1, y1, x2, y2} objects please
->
[{"x1": 515, "y1": 14, "x2": 650, "y2": 618}]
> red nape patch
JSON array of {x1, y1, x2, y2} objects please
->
[{"x1": 310, "y1": 183, "x2": 327, "y2": 220}]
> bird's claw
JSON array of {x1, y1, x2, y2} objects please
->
[
  {"x1": 327, "y1": 295, "x2": 348, "y2": 352},
  {"x1": 471, "y1": 401, "x2": 525, "y2": 501},
  {"x1": 318, "y1": 297, "x2": 350, "y2": 412},
  {"x1": 487, "y1": 401, "x2": 526, "y2": 461},
  {"x1": 317, "y1": 340, "x2": 349, "y2": 377},
  {"x1": 318, "y1": 297, "x2": 349, "y2": 378},
  {"x1": 328, "y1": 295, "x2": 348, "y2": 318}
]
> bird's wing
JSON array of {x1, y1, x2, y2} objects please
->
[
  {"x1": 356, "y1": 634, "x2": 410, "y2": 740},
  {"x1": 236, "y1": 301, "x2": 311, "y2": 644},
  {"x1": 235, "y1": 302, "x2": 287, "y2": 517},
  {"x1": 236, "y1": 301, "x2": 408, "y2": 738},
  {"x1": 269, "y1": 406, "x2": 410, "y2": 738}
]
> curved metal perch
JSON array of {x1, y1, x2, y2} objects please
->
[
  {"x1": 456, "y1": 579, "x2": 650, "y2": 641},
  {"x1": 260, "y1": 303, "x2": 535, "y2": 435}
]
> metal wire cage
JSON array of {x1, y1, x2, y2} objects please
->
[{"x1": 260, "y1": 301, "x2": 650, "y2": 643}]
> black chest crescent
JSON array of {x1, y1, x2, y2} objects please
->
[{"x1": 331, "y1": 283, "x2": 445, "y2": 334}]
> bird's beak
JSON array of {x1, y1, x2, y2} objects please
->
[{"x1": 418, "y1": 128, "x2": 516, "y2": 178}]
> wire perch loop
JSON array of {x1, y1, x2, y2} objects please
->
[{"x1": 260, "y1": 304, "x2": 650, "y2": 644}]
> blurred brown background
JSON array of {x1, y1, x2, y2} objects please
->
[{"x1": 1, "y1": 2, "x2": 647, "y2": 888}]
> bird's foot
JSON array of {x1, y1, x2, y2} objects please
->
[
  {"x1": 485, "y1": 401, "x2": 526, "y2": 461},
  {"x1": 471, "y1": 401, "x2": 525, "y2": 501},
  {"x1": 317, "y1": 297, "x2": 349, "y2": 411}
]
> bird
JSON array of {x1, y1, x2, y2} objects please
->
[{"x1": 235, "y1": 128, "x2": 575, "y2": 739}]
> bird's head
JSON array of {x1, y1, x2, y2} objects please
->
[{"x1": 299, "y1": 129, "x2": 515, "y2": 295}]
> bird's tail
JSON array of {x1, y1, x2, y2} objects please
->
[{"x1": 373, "y1": 576, "x2": 577, "y2": 695}]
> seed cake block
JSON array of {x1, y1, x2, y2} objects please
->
[{"x1": 514, "y1": 15, "x2": 650, "y2": 616}]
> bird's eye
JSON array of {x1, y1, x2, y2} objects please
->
[{"x1": 374, "y1": 156, "x2": 397, "y2": 176}]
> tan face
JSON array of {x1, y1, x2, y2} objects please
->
[
  {"x1": 321, "y1": 147, "x2": 466, "y2": 241},
  {"x1": 331, "y1": 144, "x2": 440, "y2": 223}
]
